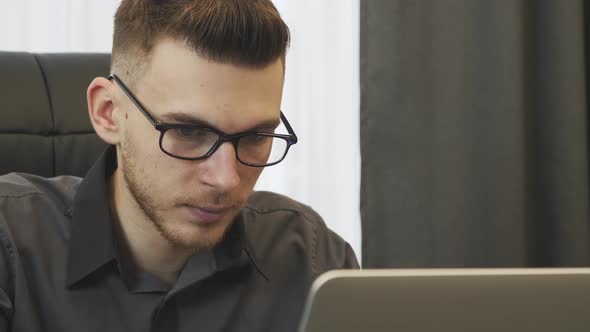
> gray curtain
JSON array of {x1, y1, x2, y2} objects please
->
[{"x1": 360, "y1": 0, "x2": 590, "y2": 268}]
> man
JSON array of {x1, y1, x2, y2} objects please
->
[{"x1": 0, "y1": 0, "x2": 358, "y2": 331}]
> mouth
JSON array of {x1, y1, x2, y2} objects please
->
[{"x1": 184, "y1": 205, "x2": 233, "y2": 225}]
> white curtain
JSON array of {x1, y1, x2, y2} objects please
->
[{"x1": 0, "y1": 0, "x2": 362, "y2": 260}]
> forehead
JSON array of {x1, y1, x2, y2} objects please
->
[{"x1": 134, "y1": 37, "x2": 285, "y2": 132}]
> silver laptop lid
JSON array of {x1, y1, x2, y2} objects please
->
[{"x1": 298, "y1": 268, "x2": 590, "y2": 332}]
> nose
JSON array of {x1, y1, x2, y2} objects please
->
[{"x1": 200, "y1": 141, "x2": 241, "y2": 192}]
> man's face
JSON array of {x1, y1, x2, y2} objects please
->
[{"x1": 114, "y1": 37, "x2": 284, "y2": 251}]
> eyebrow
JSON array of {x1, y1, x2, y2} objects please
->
[{"x1": 159, "y1": 112, "x2": 281, "y2": 132}]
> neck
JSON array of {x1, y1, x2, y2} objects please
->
[{"x1": 108, "y1": 169, "x2": 194, "y2": 285}]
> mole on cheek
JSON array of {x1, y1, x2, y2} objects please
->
[{"x1": 125, "y1": 113, "x2": 128, "y2": 120}]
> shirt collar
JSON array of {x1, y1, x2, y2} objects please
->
[
  {"x1": 65, "y1": 145, "x2": 268, "y2": 289},
  {"x1": 65, "y1": 146, "x2": 118, "y2": 288}
]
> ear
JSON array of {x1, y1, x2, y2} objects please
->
[{"x1": 87, "y1": 77, "x2": 122, "y2": 145}]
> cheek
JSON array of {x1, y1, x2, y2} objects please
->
[
  {"x1": 126, "y1": 112, "x2": 162, "y2": 151},
  {"x1": 151, "y1": 155, "x2": 191, "y2": 189},
  {"x1": 125, "y1": 129, "x2": 177, "y2": 187},
  {"x1": 239, "y1": 167, "x2": 264, "y2": 190}
]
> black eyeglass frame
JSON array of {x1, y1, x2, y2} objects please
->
[{"x1": 108, "y1": 74, "x2": 298, "y2": 167}]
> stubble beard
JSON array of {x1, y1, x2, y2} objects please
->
[{"x1": 119, "y1": 141, "x2": 238, "y2": 252}]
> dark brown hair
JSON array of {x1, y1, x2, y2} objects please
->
[{"x1": 112, "y1": 0, "x2": 290, "y2": 84}]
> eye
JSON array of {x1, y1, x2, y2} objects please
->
[
  {"x1": 242, "y1": 134, "x2": 271, "y2": 145},
  {"x1": 171, "y1": 127, "x2": 209, "y2": 138}
]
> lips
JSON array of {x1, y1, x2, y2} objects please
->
[{"x1": 185, "y1": 205, "x2": 232, "y2": 225}]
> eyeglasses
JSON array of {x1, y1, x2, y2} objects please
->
[{"x1": 108, "y1": 74, "x2": 298, "y2": 167}]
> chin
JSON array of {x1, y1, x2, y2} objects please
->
[{"x1": 168, "y1": 218, "x2": 232, "y2": 250}]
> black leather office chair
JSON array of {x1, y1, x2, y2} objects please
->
[{"x1": 0, "y1": 52, "x2": 110, "y2": 177}]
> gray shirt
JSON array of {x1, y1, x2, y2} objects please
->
[{"x1": 0, "y1": 146, "x2": 358, "y2": 332}]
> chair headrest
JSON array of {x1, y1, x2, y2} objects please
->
[{"x1": 0, "y1": 52, "x2": 110, "y2": 177}]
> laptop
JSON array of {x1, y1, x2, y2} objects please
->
[{"x1": 297, "y1": 268, "x2": 590, "y2": 332}]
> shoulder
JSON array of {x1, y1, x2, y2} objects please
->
[
  {"x1": 0, "y1": 172, "x2": 81, "y2": 204},
  {"x1": 244, "y1": 191, "x2": 331, "y2": 243},
  {"x1": 243, "y1": 191, "x2": 359, "y2": 278},
  {"x1": 0, "y1": 172, "x2": 82, "y2": 251},
  {"x1": 0, "y1": 171, "x2": 82, "y2": 224},
  {"x1": 0, "y1": 173, "x2": 82, "y2": 307},
  {"x1": 245, "y1": 190, "x2": 323, "y2": 222}
]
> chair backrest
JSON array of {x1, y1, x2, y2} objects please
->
[{"x1": 0, "y1": 52, "x2": 110, "y2": 177}]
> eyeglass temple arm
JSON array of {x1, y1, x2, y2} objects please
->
[
  {"x1": 108, "y1": 74, "x2": 158, "y2": 128},
  {"x1": 280, "y1": 111, "x2": 298, "y2": 143}
]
